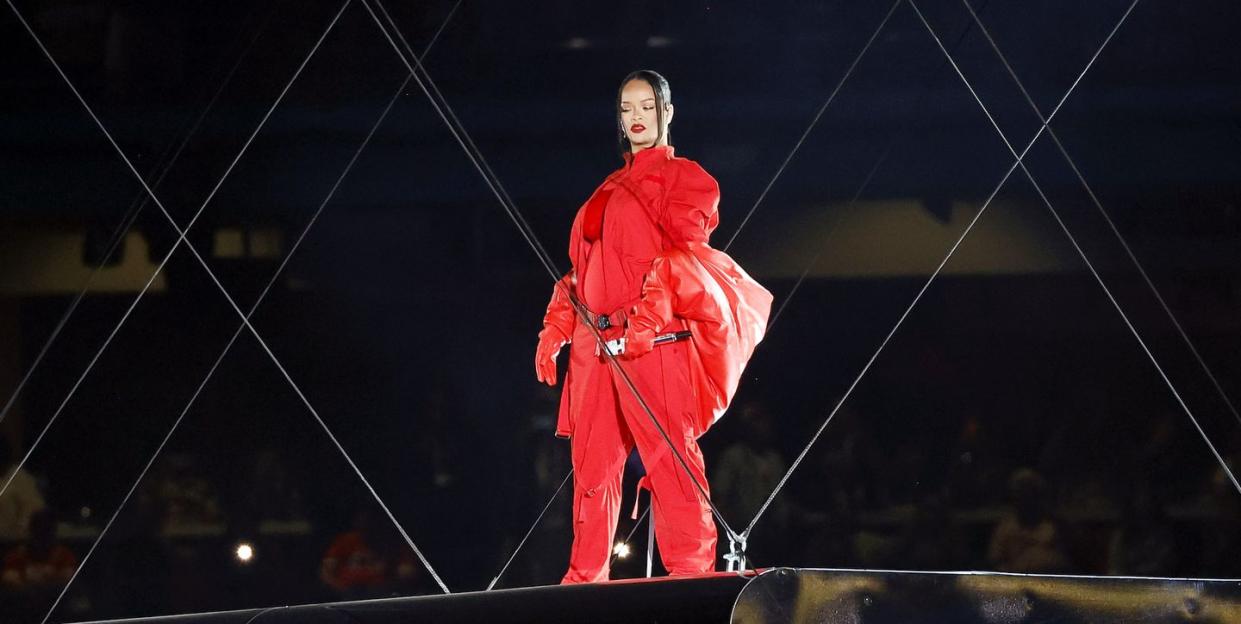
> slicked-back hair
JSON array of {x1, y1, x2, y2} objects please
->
[{"x1": 617, "y1": 69, "x2": 672, "y2": 159}]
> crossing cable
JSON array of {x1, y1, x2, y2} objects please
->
[
  {"x1": 35, "y1": 10, "x2": 467, "y2": 619},
  {"x1": 10, "y1": 0, "x2": 455, "y2": 606},
  {"x1": 357, "y1": 5, "x2": 598, "y2": 585},
  {"x1": 611, "y1": 505, "x2": 652, "y2": 569},
  {"x1": 611, "y1": 4, "x2": 991, "y2": 540},
  {"x1": 0, "y1": 0, "x2": 350, "y2": 500},
  {"x1": 486, "y1": 469, "x2": 572, "y2": 590},
  {"x1": 5, "y1": 1, "x2": 399, "y2": 618},
  {"x1": 360, "y1": 0, "x2": 747, "y2": 564},
  {"x1": 364, "y1": 0, "x2": 561, "y2": 278},
  {"x1": 243, "y1": 607, "x2": 285, "y2": 624},
  {"x1": 0, "y1": 0, "x2": 279, "y2": 431},
  {"x1": 765, "y1": 149, "x2": 889, "y2": 331},
  {"x1": 762, "y1": 0, "x2": 993, "y2": 333},
  {"x1": 363, "y1": 0, "x2": 743, "y2": 552},
  {"x1": 605, "y1": 503, "x2": 761, "y2": 575},
  {"x1": 607, "y1": 504, "x2": 735, "y2": 569},
  {"x1": 740, "y1": 0, "x2": 1141, "y2": 540},
  {"x1": 960, "y1": 0, "x2": 1241, "y2": 433},
  {"x1": 722, "y1": 0, "x2": 902, "y2": 252},
  {"x1": 491, "y1": 466, "x2": 753, "y2": 589},
  {"x1": 40, "y1": 60, "x2": 448, "y2": 623},
  {"x1": 916, "y1": 0, "x2": 1241, "y2": 493},
  {"x1": 909, "y1": 0, "x2": 1241, "y2": 496}
]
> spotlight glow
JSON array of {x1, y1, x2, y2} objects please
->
[
  {"x1": 613, "y1": 542, "x2": 631, "y2": 559},
  {"x1": 235, "y1": 542, "x2": 255, "y2": 563}
]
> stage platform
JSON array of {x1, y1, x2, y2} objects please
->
[{"x1": 73, "y1": 568, "x2": 1241, "y2": 623}]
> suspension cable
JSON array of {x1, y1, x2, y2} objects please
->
[
  {"x1": 919, "y1": 0, "x2": 1240, "y2": 494},
  {"x1": 42, "y1": 65, "x2": 446, "y2": 622},
  {"x1": 615, "y1": 152, "x2": 879, "y2": 553},
  {"x1": 0, "y1": 0, "x2": 279, "y2": 431},
  {"x1": 369, "y1": 0, "x2": 563, "y2": 276},
  {"x1": 486, "y1": 469, "x2": 573, "y2": 590},
  {"x1": 0, "y1": 0, "x2": 348, "y2": 501},
  {"x1": 763, "y1": 0, "x2": 993, "y2": 332},
  {"x1": 722, "y1": 0, "x2": 902, "y2": 252},
  {"x1": 611, "y1": 505, "x2": 652, "y2": 569},
  {"x1": 361, "y1": 0, "x2": 745, "y2": 549},
  {"x1": 360, "y1": 0, "x2": 563, "y2": 280},
  {"x1": 765, "y1": 149, "x2": 889, "y2": 332},
  {"x1": 2, "y1": 1, "x2": 464, "y2": 618},
  {"x1": 621, "y1": 3, "x2": 994, "y2": 536},
  {"x1": 11, "y1": 0, "x2": 355, "y2": 616},
  {"x1": 742, "y1": 0, "x2": 1139, "y2": 539},
  {"x1": 959, "y1": 0, "x2": 1241, "y2": 432},
  {"x1": 365, "y1": 0, "x2": 741, "y2": 542}
]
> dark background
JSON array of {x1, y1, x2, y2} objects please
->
[{"x1": 1, "y1": 0, "x2": 1239, "y2": 620}]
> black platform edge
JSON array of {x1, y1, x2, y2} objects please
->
[
  {"x1": 733, "y1": 568, "x2": 1241, "y2": 623},
  {"x1": 70, "y1": 571, "x2": 757, "y2": 624}
]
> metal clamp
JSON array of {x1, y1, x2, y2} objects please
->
[
  {"x1": 724, "y1": 533, "x2": 747, "y2": 572},
  {"x1": 595, "y1": 313, "x2": 612, "y2": 330}
]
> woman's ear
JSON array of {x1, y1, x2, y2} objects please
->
[{"x1": 665, "y1": 103, "x2": 674, "y2": 127}]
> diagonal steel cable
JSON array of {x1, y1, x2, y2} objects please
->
[
  {"x1": 959, "y1": 0, "x2": 1241, "y2": 432},
  {"x1": 762, "y1": 0, "x2": 993, "y2": 334},
  {"x1": 908, "y1": 0, "x2": 1239, "y2": 494},
  {"x1": 741, "y1": 0, "x2": 1141, "y2": 539},
  {"x1": 360, "y1": 0, "x2": 563, "y2": 280},
  {"x1": 486, "y1": 469, "x2": 572, "y2": 590},
  {"x1": 0, "y1": 0, "x2": 279, "y2": 432},
  {"x1": 360, "y1": 0, "x2": 746, "y2": 562},
  {"x1": 616, "y1": 0, "x2": 985, "y2": 536},
  {"x1": 34, "y1": 7, "x2": 467, "y2": 617},
  {"x1": 367, "y1": 0, "x2": 563, "y2": 276},
  {"x1": 2, "y1": 2, "x2": 437, "y2": 619},
  {"x1": 611, "y1": 505, "x2": 652, "y2": 570},
  {"x1": 604, "y1": 503, "x2": 761, "y2": 575},
  {"x1": 722, "y1": 0, "x2": 902, "y2": 252},
  {"x1": 609, "y1": 5, "x2": 991, "y2": 541},
  {"x1": 10, "y1": 0, "x2": 473, "y2": 613},
  {"x1": 765, "y1": 149, "x2": 889, "y2": 332},
  {"x1": 608, "y1": 151, "x2": 884, "y2": 563},
  {"x1": 364, "y1": 0, "x2": 738, "y2": 544},
  {"x1": 41, "y1": 74, "x2": 414, "y2": 624},
  {"x1": 0, "y1": 0, "x2": 350, "y2": 500}
]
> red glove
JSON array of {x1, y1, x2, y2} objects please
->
[
  {"x1": 619, "y1": 325, "x2": 655, "y2": 360},
  {"x1": 619, "y1": 262, "x2": 674, "y2": 361},
  {"x1": 536, "y1": 273, "x2": 576, "y2": 385},
  {"x1": 535, "y1": 325, "x2": 569, "y2": 385}
]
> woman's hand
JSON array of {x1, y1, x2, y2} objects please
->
[
  {"x1": 535, "y1": 326, "x2": 569, "y2": 385},
  {"x1": 619, "y1": 326, "x2": 655, "y2": 360}
]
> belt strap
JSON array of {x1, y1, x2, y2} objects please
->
[{"x1": 582, "y1": 299, "x2": 639, "y2": 331}]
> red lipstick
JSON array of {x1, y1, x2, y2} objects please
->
[{"x1": 630, "y1": 124, "x2": 646, "y2": 134}]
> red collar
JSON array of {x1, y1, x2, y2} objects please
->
[
  {"x1": 622, "y1": 144, "x2": 674, "y2": 168},
  {"x1": 611, "y1": 145, "x2": 674, "y2": 182}
]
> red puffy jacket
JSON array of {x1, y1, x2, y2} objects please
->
[{"x1": 542, "y1": 145, "x2": 772, "y2": 438}]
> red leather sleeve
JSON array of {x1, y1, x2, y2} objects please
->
[
  {"x1": 630, "y1": 244, "x2": 773, "y2": 434},
  {"x1": 627, "y1": 255, "x2": 678, "y2": 338},
  {"x1": 541, "y1": 272, "x2": 576, "y2": 342},
  {"x1": 661, "y1": 160, "x2": 721, "y2": 245}
]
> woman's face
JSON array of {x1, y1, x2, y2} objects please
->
[{"x1": 619, "y1": 79, "x2": 672, "y2": 153}]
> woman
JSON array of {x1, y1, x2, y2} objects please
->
[{"x1": 535, "y1": 70, "x2": 771, "y2": 583}]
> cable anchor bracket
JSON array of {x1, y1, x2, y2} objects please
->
[{"x1": 724, "y1": 532, "x2": 747, "y2": 572}]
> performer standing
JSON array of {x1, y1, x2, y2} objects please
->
[{"x1": 535, "y1": 70, "x2": 771, "y2": 584}]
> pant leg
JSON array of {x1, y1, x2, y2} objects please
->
[
  {"x1": 613, "y1": 339, "x2": 718, "y2": 575},
  {"x1": 562, "y1": 362, "x2": 633, "y2": 584},
  {"x1": 645, "y1": 433, "x2": 716, "y2": 574}
]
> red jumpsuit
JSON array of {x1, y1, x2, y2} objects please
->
[{"x1": 539, "y1": 145, "x2": 771, "y2": 584}]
